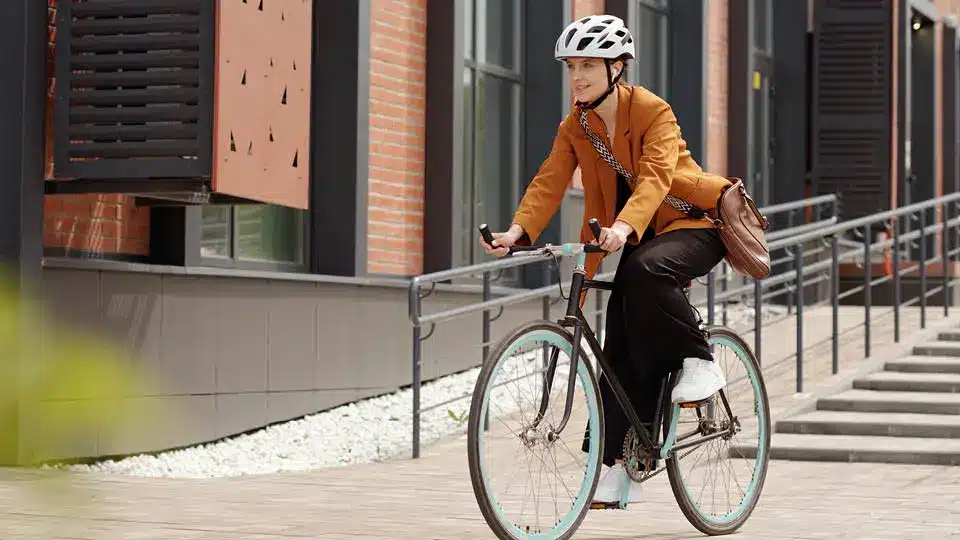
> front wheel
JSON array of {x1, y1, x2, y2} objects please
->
[
  {"x1": 665, "y1": 325, "x2": 771, "y2": 536},
  {"x1": 467, "y1": 321, "x2": 605, "y2": 540}
]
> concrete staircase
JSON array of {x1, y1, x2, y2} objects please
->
[{"x1": 733, "y1": 330, "x2": 960, "y2": 465}]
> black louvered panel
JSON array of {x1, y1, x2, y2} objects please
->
[
  {"x1": 53, "y1": 0, "x2": 212, "y2": 180},
  {"x1": 944, "y1": 25, "x2": 958, "y2": 195},
  {"x1": 812, "y1": 0, "x2": 893, "y2": 220}
]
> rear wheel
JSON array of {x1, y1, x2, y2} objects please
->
[
  {"x1": 467, "y1": 321, "x2": 604, "y2": 540},
  {"x1": 665, "y1": 325, "x2": 771, "y2": 536}
]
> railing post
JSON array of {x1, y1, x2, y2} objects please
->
[
  {"x1": 787, "y1": 212, "x2": 796, "y2": 316},
  {"x1": 707, "y1": 270, "x2": 716, "y2": 325},
  {"x1": 595, "y1": 260, "x2": 603, "y2": 342},
  {"x1": 754, "y1": 278, "x2": 762, "y2": 365},
  {"x1": 412, "y1": 321, "x2": 422, "y2": 459},
  {"x1": 795, "y1": 244, "x2": 804, "y2": 393},
  {"x1": 893, "y1": 217, "x2": 901, "y2": 342},
  {"x1": 943, "y1": 201, "x2": 950, "y2": 316},
  {"x1": 920, "y1": 207, "x2": 927, "y2": 328},
  {"x1": 483, "y1": 271, "x2": 493, "y2": 432},
  {"x1": 831, "y1": 233, "x2": 839, "y2": 374},
  {"x1": 863, "y1": 225, "x2": 872, "y2": 358},
  {"x1": 483, "y1": 271, "x2": 492, "y2": 361},
  {"x1": 721, "y1": 264, "x2": 729, "y2": 326}
]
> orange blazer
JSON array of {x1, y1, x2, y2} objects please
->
[{"x1": 512, "y1": 84, "x2": 731, "y2": 281}]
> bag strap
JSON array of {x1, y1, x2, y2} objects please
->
[{"x1": 576, "y1": 108, "x2": 709, "y2": 221}]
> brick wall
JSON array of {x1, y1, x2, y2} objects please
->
[
  {"x1": 366, "y1": 0, "x2": 427, "y2": 276},
  {"x1": 44, "y1": 195, "x2": 150, "y2": 256},
  {"x1": 43, "y1": 0, "x2": 150, "y2": 258},
  {"x1": 573, "y1": 0, "x2": 605, "y2": 18},
  {"x1": 705, "y1": 0, "x2": 729, "y2": 175}
]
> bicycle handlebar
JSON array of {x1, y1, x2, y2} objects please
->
[{"x1": 478, "y1": 218, "x2": 608, "y2": 257}]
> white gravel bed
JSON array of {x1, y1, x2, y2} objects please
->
[
  {"x1": 65, "y1": 303, "x2": 786, "y2": 479},
  {"x1": 66, "y1": 366, "x2": 488, "y2": 479}
]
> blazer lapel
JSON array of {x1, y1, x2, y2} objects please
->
[{"x1": 611, "y1": 85, "x2": 634, "y2": 181}]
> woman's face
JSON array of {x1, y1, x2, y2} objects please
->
[{"x1": 565, "y1": 57, "x2": 622, "y2": 103}]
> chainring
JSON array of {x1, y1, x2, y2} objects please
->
[{"x1": 622, "y1": 428, "x2": 656, "y2": 482}]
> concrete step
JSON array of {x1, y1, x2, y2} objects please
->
[
  {"x1": 818, "y1": 389, "x2": 960, "y2": 415},
  {"x1": 730, "y1": 433, "x2": 960, "y2": 465},
  {"x1": 885, "y1": 356, "x2": 960, "y2": 374},
  {"x1": 913, "y1": 342, "x2": 960, "y2": 357},
  {"x1": 776, "y1": 410, "x2": 960, "y2": 438},
  {"x1": 937, "y1": 330, "x2": 960, "y2": 341},
  {"x1": 852, "y1": 371, "x2": 960, "y2": 393}
]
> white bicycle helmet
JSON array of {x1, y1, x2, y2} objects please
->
[
  {"x1": 555, "y1": 15, "x2": 635, "y2": 109},
  {"x1": 555, "y1": 15, "x2": 636, "y2": 61}
]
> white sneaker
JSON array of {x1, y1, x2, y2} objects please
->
[
  {"x1": 671, "y1": 357, "x2": 727, "y2": 403},
  {"x1": 592, "y1": 463, "x2": 643, "y2": 505}
]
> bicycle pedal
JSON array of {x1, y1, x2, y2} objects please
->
[
  {"x1": 679, "y1": 396, "x2": 715, "y2": 409},
  {"x1": 589, "y1": 502, "x2": 624, "y2": 510}
]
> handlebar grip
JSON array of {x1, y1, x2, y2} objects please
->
[
  {"x1": 588, "y1": 218, "x2": 602, "y2": 241},
  {"x1": 478, "y1": 224, "x2": 497, "y2": 246}
]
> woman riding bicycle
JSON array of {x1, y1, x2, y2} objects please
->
[{"x1": 479, "y1": 14, "x2": 731, "y2": 505}]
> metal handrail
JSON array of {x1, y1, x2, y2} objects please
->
[
  {"x1": 409, "y1": 194, "x2": 839, "y2": 326},
  {"x1": 406, "y1": 193, "x2": 841, "y2": 458}
]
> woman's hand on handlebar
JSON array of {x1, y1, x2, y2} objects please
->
[
  {"x1": 592, "y1": 220, "x2": 633, "y2": 252},
  {"x1": 479, "y1": 223, "x2": 524, "y2": 257}
]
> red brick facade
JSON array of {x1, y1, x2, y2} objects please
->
[
  {"x1": 366, "y1": 0, "x2": 427, "y2": 275},
  {"x1": 52, "y1": 1, "x2": 959, "y2": 276},
  {"x1": 706, "y1": 0, "x2": 729, "y2": 175},
  {"x1": 41, "y1": 0, "x2": 732, "y2": 270}
]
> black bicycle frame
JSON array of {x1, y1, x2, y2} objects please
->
[
  {"x1": 532, "y1": 266, "x2": 737, "y2": 460},
  {"x1": 538, "y1": 265, "x2": 661, "y2": 451}
]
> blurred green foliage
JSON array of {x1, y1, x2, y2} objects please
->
[{"x1": 0, "y1": 276, "x2": 167, "y2": 467}]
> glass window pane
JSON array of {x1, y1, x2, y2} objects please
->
[
  {"x1": 476, "y1": 0, "x2": 517, "y2": 71},
  {"x1": 200, "y1": 206, "x2": 231, "y2": 258},
  {"x1": 471, "y1": 74, "x2": 519, "y2": 263},
  {"x1": 464, "y1": 0, "x2": 474, "y2": 60},
  {"x1": 462, "y1": 67, "x2": 475, "y2": 264},
  {"x1": 632, "y1": 6, "x2": 667, "y2": 97},
  {"x1": 754, "y1": 0, "x2": 769, "y2": 52},
  {"x1": 234, "y1": 205, "x2": 305, "y2": 264}
]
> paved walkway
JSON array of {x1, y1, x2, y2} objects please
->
[
  {"x1": 2, "y1": 306, "x2": 959, "y2": 539},
  {"x1": 2, "y1": 456, "x2": 958, "y2": 539}
]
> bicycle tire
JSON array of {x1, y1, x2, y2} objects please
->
[
  {"x1": 467, "y1": 320, "x2": 605, "y2": 540},
  {"x1": 665, "y1": 325, "x2": 771, "y2": 536}
]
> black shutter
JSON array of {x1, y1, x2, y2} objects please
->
[
  {"x1": 944, "y1": 23, "x2": 959, "y2": 255},
  {"x1": 53, "y1": 0, "x2": 214, "y2": 181},
  {"x1": 944, "y1": 23, "x2": 958, "y2": 196},
  {"x1": 812, "y1": 0, "x2": 894, "y2": 220}
]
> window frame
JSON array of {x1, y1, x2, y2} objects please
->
[
  {"x1": 185, "y1": 204, "x2": 311, "y2": 273},
  {"x1": 627, "y1": 0, "x2": 671, "y2": 97},
  {"x1": 460, "y1": 0, "x2": 525, "y2": 269}
]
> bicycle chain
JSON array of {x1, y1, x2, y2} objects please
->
[{"x1": 621, "y1": 428, "x2": 655, "y2": 483}]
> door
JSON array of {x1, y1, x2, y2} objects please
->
[{"x1": 751, "y1": 53, "x2": 775, "y2": 207}]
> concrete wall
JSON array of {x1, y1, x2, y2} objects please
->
[{"x1": 35, "y1": 257, "x2": 554, "y2": 461}]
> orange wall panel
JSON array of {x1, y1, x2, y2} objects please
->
[{"x1": 212, "y1": 0, "x2": 311, "y2": 210}]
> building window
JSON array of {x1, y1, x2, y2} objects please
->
[
  {"x1": 200, "y1": 205, "x2": 306, "y2": 267},
  {"x1": 461, "y1": 0, "x2": 523, "y2": 266},
  {"x1": 626, "y1": 0, "x2": 669, "y2": 98}
]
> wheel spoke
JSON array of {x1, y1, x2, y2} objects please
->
[
  {"x1": 468, "y1": 324, "x2": 602, "y2": 540},
  {"x1": 665, "y1": 327, "x2": 770, "y2": 535}
]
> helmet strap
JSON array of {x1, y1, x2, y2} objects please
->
[{"x1": 575, "y1": 58, "x2": 623, "y2": 110}]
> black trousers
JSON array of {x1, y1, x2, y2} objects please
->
[{"x1": 580, "y1": 228, "x2": 727, "y2": 466}]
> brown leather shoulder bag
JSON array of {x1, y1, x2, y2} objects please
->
[{"x1": 577, "y1": 109, "x2": 771, "y2": 279}]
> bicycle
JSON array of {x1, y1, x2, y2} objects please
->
[{"x1": 468, "y1": 219, "x2": 771, "y2": 540}]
